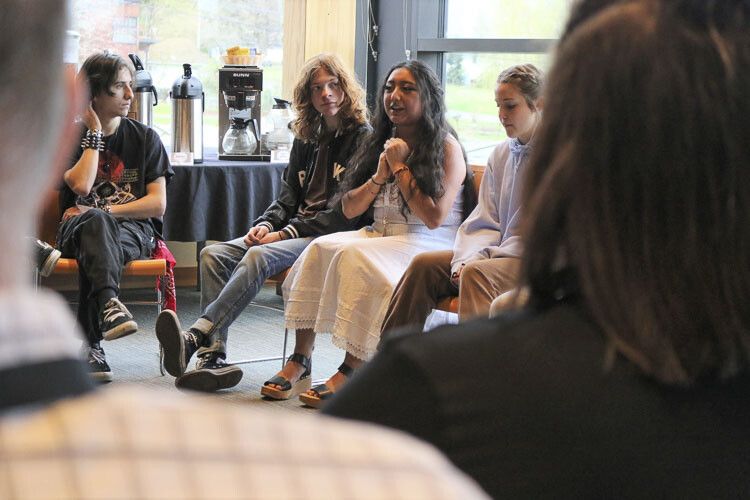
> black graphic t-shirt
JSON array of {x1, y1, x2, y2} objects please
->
[{"x1": 62, "y1": 118, "x2": 173, "y2": 236}]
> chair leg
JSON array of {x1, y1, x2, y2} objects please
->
[
  {"x1": 157, "y1": 274, "x2": 166, "y2": 376},
  {"x1": 157, "y1": 274, "x2": 165, "y2": 315},
  {"x1": 281, "y1": 328, "x2": 288, "y2": 369},
  {"x1": 159, "y1": 346, "x2": 165, "y2": 376},
  {"x1": 228, "y1": 299, "x2": 289, "y2": 366}
]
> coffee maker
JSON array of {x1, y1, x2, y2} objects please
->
[{"x1": 218, "y1": 66, "x2": 269, "y2": 161}]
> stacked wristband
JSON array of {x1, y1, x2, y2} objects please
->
[{"x1": 81, "y1": 129, "x2": 104, "y2": 152}]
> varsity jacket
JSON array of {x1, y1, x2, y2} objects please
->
[{"x1": 254, "y1": 124, "x2": 369, "y2": 239}]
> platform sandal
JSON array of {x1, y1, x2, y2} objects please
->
[
  {"x1": 260, "y1": 353, "x2": 312, "y2": 400},
  {"x1": 298, "y1": 362, "x2": 356, "y2": 409}
]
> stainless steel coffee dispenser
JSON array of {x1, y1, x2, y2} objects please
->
[
  {"x1": 127, "y1": 53, "x2": 157, "y2": 128},
  {"x1": 170, "y1": 63, "x2": 204, "y2": 163}
]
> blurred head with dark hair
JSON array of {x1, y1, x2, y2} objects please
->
[
  {"x1": 521, "y1": 0, "x2": 750, "y2": 384},
  {"x1": 560, "y1": 0, "x2": 637, "y2": 40}
]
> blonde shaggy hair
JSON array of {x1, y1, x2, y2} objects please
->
[{"x1": 291, "y1": 54, "x2": 368, "y2": 142}]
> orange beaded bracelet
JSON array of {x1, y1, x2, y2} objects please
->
[{"x1": 393, "y1": 165, "x2": 410, "y2": 179}]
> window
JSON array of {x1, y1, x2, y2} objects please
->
[
  {"x1": 397, "y1": 0, "x2": 573, "y2": 163},
  {"x1": 445, "y1": 51, "x2": 552, "y2": 162},
  {"x1": 444, "y1": 0, "x2": 572, "y2": 39},
  {"x1": 113, "y1": 17, "x2": 138, "y2": 44},
  {"x1": 69, "y1": 0, "x2": 284, "y2": 148}
]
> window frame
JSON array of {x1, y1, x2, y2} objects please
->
[
  {"x1": 412, "y1": 0, "x2": 556, "y2": 85},
  {"x1": 354, "y1": 0, "x2": 561, "y2": 163},
  {"x1": 355, "y1": 0, "x2": 559, "y2": 96}
]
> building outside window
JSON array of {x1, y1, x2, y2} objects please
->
[{"x1": 113, "y1": 17, "x2": 138, "y2": 44}]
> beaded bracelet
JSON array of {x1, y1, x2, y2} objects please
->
[
  {"x1": 393, "y1": 165, "x2": 410, "y2": 179},
  {"x1": 81, "y1": 129, "x2": 104, "y2": 152}
]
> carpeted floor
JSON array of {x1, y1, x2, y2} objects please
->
[{"x1": 57, "y1": 284, "x2": 346, "y2": 414}]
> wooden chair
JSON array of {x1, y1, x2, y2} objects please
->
[{"x1": 36, "y1": 190, "x2": 169, "y2": 374}]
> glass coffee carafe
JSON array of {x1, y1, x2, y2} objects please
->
[
  {"x1": 264, "y1": 97, "x2": 295, "y2": 151},
  {"x1": 222, "y1": 117, "x2": 258, "y2": 155}
]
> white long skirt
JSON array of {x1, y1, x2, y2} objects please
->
[{"x1": 282, "y1": 225, "x2": 456, "y2": 361}]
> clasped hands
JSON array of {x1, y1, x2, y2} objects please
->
[
  {"x1": 61, "y1": 203, "x2": 113, "y2": 222},
  {"x1": 244, "y1": 225, "x2": 284, "y2": 247},
  {"x1": 62, "y1": 205, "x2": 84, "y2": 222},
  {"x1": 374, "y1": 138, "x2": 411, "y2": 184}
]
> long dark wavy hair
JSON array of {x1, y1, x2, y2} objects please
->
[
  {"x1": 521, "y1": 0, "x2": 750, "y2": 385},
  {"x1": 338, "y1": 60, "x2": 477, "y2": 220}
]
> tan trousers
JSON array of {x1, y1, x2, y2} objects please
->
[
  {"x1": 458, "y1": 255, "x2": 521, "y2": 319},
  {"x1": 380, "y1": 250, "x2": 521, "y2": 341}
]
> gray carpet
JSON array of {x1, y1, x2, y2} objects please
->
[{"x1": 59, "y1": 284, "x2": 346, "y2": 414}]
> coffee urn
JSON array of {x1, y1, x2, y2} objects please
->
[
  {"x1": 170, "y1": 63, "x2": 204, "y2": 163},
  {"x1": 128, "y1": 53, "x2": 158, "y2": 128}
]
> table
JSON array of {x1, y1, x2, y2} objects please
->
[{"x1": 163, "y1": 150, "x2": 287, "y2": 242}]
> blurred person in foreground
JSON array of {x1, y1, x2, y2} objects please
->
[
  {"x1": 0, "y1": 1, "x2": 489, "y2": 498},
  {"x1": 325, "y1": 0, "x2": 750, "y2": 497}
]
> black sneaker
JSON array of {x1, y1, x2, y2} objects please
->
[
  {"x1": 88, "y1": 343, "x2": 113, "y2": 383},
  {"x1": 99, "y1": 298, "x2": 138, "y2": 341},
  {"x1": 175, "y1": 354, "x2": 243, "y2": 392},
  {"x1": 155, "y1": 309, "x2": 201, "y2": 378},
  {"x1": 33, "y1": 239, "x2": 61, "y2": 277}
]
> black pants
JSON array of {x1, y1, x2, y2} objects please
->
[{"x1": 57, "y1": 210, "x2": 155, "y2": 346}]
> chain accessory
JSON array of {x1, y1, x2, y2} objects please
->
[{"x1": 95, "y1": 200, "x2": 112, "y2": 214}]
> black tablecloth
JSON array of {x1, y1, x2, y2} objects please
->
[{"x1": 164, "y1": 150, "x2": 287, "y2": 242}]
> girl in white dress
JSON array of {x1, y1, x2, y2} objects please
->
[{"x1": 262, "y1": 60, "x2": 477, "y2": 406}]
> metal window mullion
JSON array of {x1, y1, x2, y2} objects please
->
[{"x1": 417, "y1": 38, "x2": 556, "y2": 53}]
